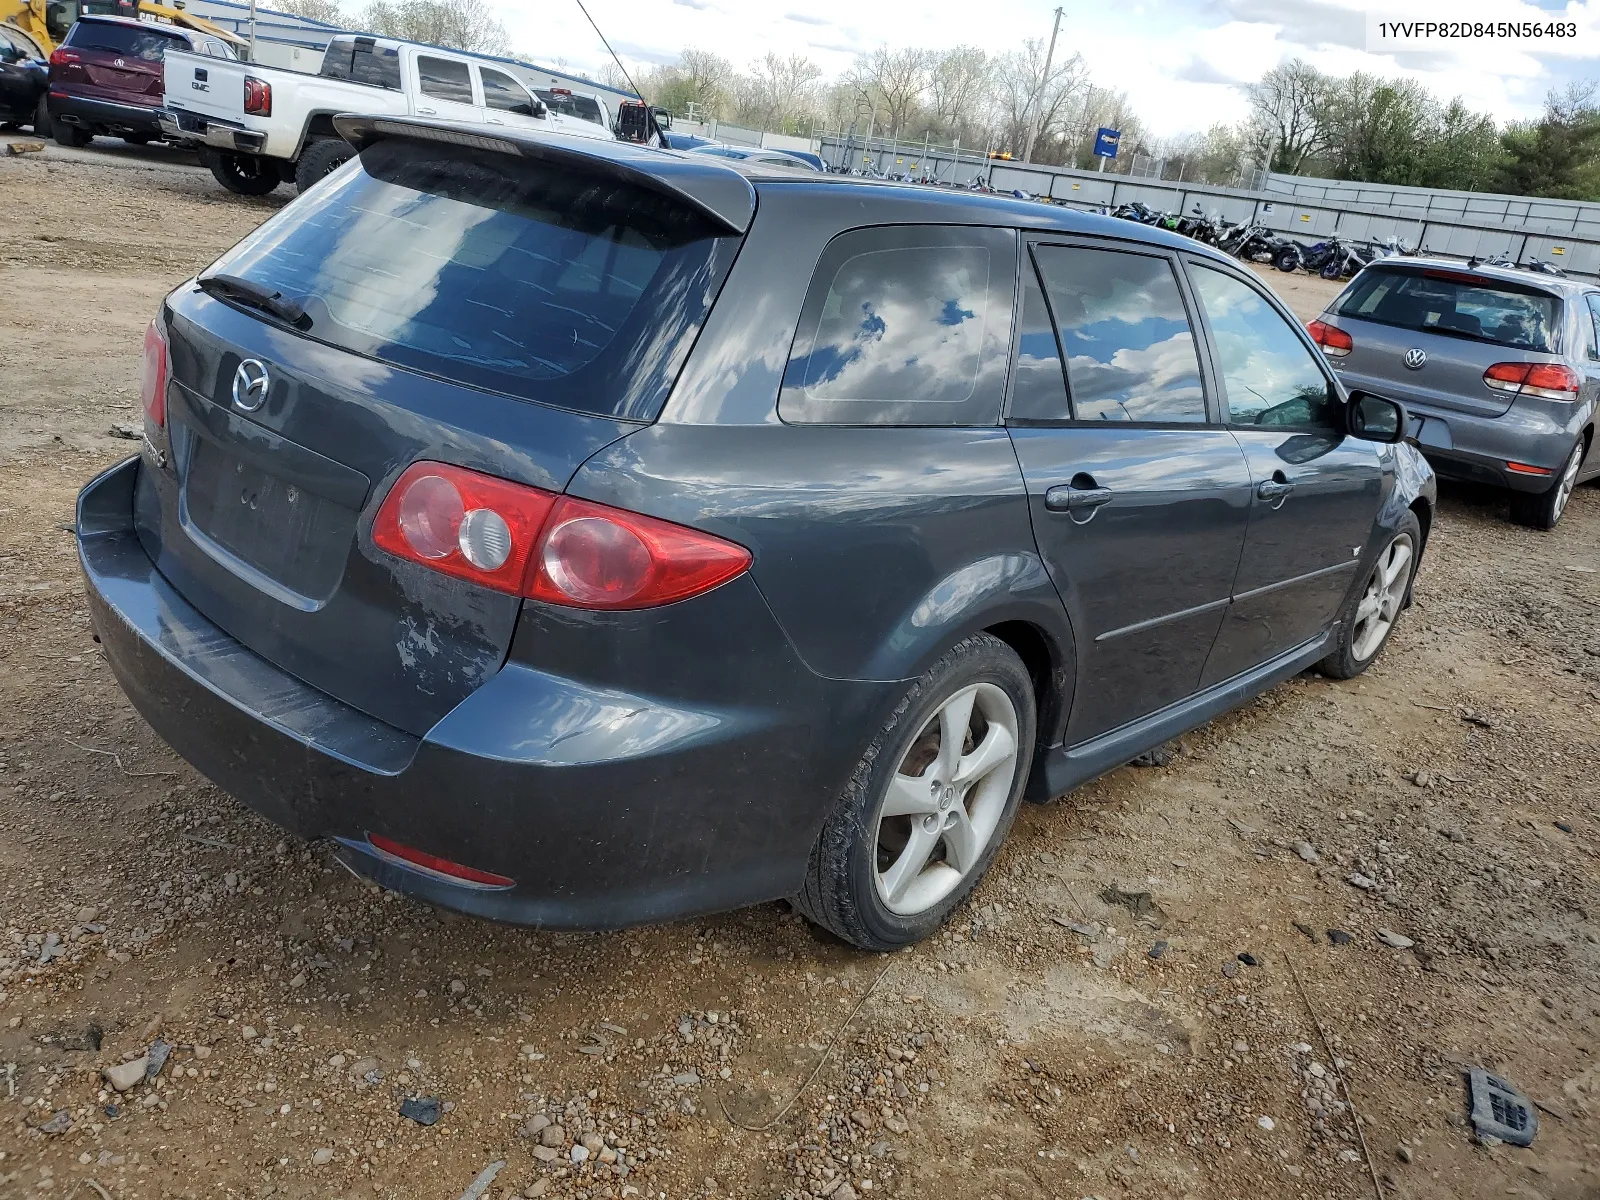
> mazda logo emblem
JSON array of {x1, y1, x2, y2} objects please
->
[
  {"x1": 232, "y1": 359, "x2": 270, "y2": 411},
  {"x1": 1403, "y1": 348, "x2": 1427, "y2": 370}
]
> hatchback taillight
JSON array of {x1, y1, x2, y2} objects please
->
[
  {"x1": 139, "y1": 318, "x2": 169, "y2": 428},
  {"x1": 371, "y1": 462, "x2": 752, "y2": 608},
  {"x1": 1483, "y1": 361, "x2": 1580, "y2": 401},
  {"x1": 243, "y1": 76, "x2": 271, "y2": 116},
  {"x1": 1306, "y1": 320, "x2": 1352, "y2": 357},
  {"x1": 48, "y1": 49, "x2": 78, "y2": 65}
]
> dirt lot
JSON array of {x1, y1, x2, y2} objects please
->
[{"x1": 2, "y1": 146, "x2": 1598, "y2": 1200}]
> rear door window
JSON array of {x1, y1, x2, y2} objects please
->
[
  {"x1": 417, "y1": 56, "x2": 473, "y2": 104},
  {"x1": 1006, "y1": 254, "x2": 1071, "y2": 422},
  {"x1": 1188, "y1": 264, "x2": 1339, "y2": 430},
  {"x1": 64, "y1": 20, "x2": 185, "y2": 60},
  {"x1": 321, "y1": 36, "x2": 402, "y2": 88},
  {"x1": 1032, "y1": 244, "x2": 1207, "y2": 423},
  {"x1": 1585, "y1": 295, "x2": 1600, "y2": 360},
  {"x1": 1338, "y1": 267, "x2": 1559, "y2": 352},
  {"x1": 202, "y1": 138, "x2": 741, "y2": 421},
  {"x1": 780, "y1": 224, "x2": 1017, "y2": 426}
]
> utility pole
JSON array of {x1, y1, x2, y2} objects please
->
[
  {"x1": 1021, "y1": 6, "x2": 1064, "y2": 165},
  {"x1": 247, "y1": 0, "x2": 258, "y2": 60}
]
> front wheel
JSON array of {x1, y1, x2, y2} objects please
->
[
  {"x1": 1509, "y1": 438, "x2": 1585, "y2": 530},
  {"x1": 1274, "y1": 246, "x2": 1300, "y2": 272},
  {"x1": 203, "y1": 149, "x2": 280, "y2": 196},
  {"x1": 1320, "y1": 260, "x2": 1342, "y2": 280},
  {"x1": 1319, "y1": 513, "x2": 1421, "y2": 680},
  {"x1": 794, "y1": 634, "x2": 1036, "y2": 951}
]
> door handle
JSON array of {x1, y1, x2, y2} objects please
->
[
  {"x1": 1045, "y1": 482, "x2": 1114, "y2": 513},
  {"x1": 486, "y1": 117, "x2": 506, "y2": 124},
  {"x1": 1256, "y1": 472, "x2": 1295, "y2": 503},
  {"x1": 416, "y1": 107, "x2": 437, "y2": 115}
]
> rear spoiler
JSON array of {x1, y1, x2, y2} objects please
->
[{"x1": 332, "y1": 114, "x2": 755, "y2": 235}]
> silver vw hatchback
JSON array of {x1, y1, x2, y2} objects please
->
[{"x1": 1311, "y1": 257, "x2": 1600, "y2": 528}]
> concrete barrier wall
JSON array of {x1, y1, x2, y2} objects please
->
[{"x1": 820, "y1": 135, "x2": 1600, "y2": 280}]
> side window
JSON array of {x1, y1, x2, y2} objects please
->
[
  {"x1": 1007, "y1": 254, "x2": 1070, "y2": 421},
  {"x1": 1033, "y1": 244, "x2": 1207, "y2": 423},
  {"x1": 480, "y1": 67, "x2": 532, "y2": 113},
  {"x1": 780, "y1": 225, "x2": 1018, "y2": 427},
  {"x1": 417, "y1": 56, "x2": 473, "y2": 104},
  {"x1": 1585, "y1": 295, "x2": 1600, "y2": 360},
  {"x1": 1188, "y1": 265, "x2": 1338, "y2": 430}
]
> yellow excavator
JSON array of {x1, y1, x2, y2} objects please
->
[{"x1": 2, "y1": 0, "x2": 247, "y2": 58}]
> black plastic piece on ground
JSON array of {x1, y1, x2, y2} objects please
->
[
  {"x1": 400, "y1": 1096, "x2": 442, "y2": 1126},
  {"x1": 1327, "y1": 929, "x2": 1353, "y2": 945},
  {"x1": 1466, "y1": 1067, "x2": 1537, "y2": 1146}
]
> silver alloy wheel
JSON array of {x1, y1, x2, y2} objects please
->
[
  {"x1": 1351, "y1": 532, "x2": 1415, "y2": 662},
  {"x1": 873, "y1": 682, "x2": 1020, "y2": 917},
  {"x1": 1552, "y1": 441, "x2": 1584, "y2": 523}
]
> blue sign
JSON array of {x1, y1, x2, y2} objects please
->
[{"x1": 1093, "y1": 127, "x2": 1121, "y2": 158}]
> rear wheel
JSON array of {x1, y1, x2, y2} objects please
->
[
  {"x1": 203, "y1": 149, "x2": 280, "y2": 196},
  {"x1": 293, "y1": 138, "x2": 354, "y2": 194},
  {"x1": 31, "y1": 97, "x2": 50, "y2": 137},
  {"x1": 1509, "y1": 438, "x2": 1585, "y2": 530},
  {"x1": 53, "y1": 121, "x2": 90, "y2": 147},
  {"x1": 1274, "y1": 245, "x2": 1299, "y2": 272},
  {"x1": 794, "y1": 634, "x2": 1036, "y2": 951},
  {"x1": 1318, "y1": 513, "x2": 1420, "y2": 680}
]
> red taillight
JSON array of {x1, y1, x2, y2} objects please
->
[
  {"x1": 529, "y1": 496, "x2": 753, "y2": 610},
  {"x1": 366, "y1": 833, "x2": 515, "y2": 888},
  {"x1": 1484, "y1": 361, "x2": 1580, "y2": 401},
  {"x1": 372, "y1": 462, "x2": 557, "y2": 595},
  {"x1": 371, "y1": 461, "x2": 752, "y2": 608},
  {"x1": 1307, "y1": 319, "x2": 1353, "y2": 357},
  {"x1": 1506, "y1": 460, "x2": 1555, "y2": 476},
  {"x1": 49, "y1": 48, "x2": 79, "y2": 65},
  {"x1": 139, "y1": 317, "x2": 169, "y2": 428},
  {"x1": 243, "y1": 76, "x2": 271, "y2": 116}
]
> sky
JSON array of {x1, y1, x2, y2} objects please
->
[{"x1": 467, "y1": 0, "x2": 1600, "y2": 137}]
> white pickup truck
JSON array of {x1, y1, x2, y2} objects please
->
[{"x1": 162, "y1": 34, "x2": 616, "y2": 196}]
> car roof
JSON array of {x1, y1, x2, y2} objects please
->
[{"x1": 1362, "y1": 254, "x2": 1587, "y2": 296}]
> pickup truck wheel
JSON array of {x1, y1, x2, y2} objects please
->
[
  {"x1": 204, "y1": 150, "x2": 281, "y2": 196},
  {"x1": 294, "y1": 139, "x2": 355, "y2": 194},
  {"x1": 53, "y1": 121, "x2": 90, "y2": 147}
]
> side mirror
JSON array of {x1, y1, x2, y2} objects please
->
[
  {"x1": 509, "y1": 101, "x2": 537, "y2": 117},
  {"x1": 1348, "y1": 391, "x2": 1407, "y2": 443},
  {"x1": 650, "y1": 105, "x2": 672, "y2": 129}
]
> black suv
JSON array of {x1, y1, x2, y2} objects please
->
[{"x1": 77, "y1": 119, "x2": 1434, "y2": 950}]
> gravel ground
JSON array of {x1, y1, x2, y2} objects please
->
[{"x1": 1, "y1": 145, "x2": 1598, "y2": 1200}]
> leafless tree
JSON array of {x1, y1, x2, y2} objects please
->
[
  {"x1": 358, "y1": 0, "x2": 509, "y2": 54},
  {"x1": 273, "y1": 0, "x2": 344, "y2": 24},
  {"x1": 849, "y1": 45, "x2": 931, "y2": 135},
  {"x1": 736, "y1": 53, "x2": 823, "y2": 132},
  {"x1": 991, "y1": 39, "x2": 1084, "y2": 159},
  {"x1": 1246, "y1": 58, "x2": 1332, "y2": 173},
  {"x1": 929, "y1": 46, "x2": 992, "y2": 141}
]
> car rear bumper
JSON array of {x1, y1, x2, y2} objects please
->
[
  {"x1": 159, "y1": 106, "x2": 266, "y2": 153},
  {"x1": 1339, "y1": 381, "x2": 1581, "y2": 493},
  {"x1": 79, "y1": 456, "x2": 875, "y2": 930},
  {"x1": 48, "y1": 90, "x2": 164, "y2": 134}
]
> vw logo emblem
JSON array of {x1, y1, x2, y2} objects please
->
[
  {"x1": 232, "y1": 359, "x2": 270, "y2": 411},
  {"x1": 1403, "y1": 347, "x2": 1427, "y2": 370}
]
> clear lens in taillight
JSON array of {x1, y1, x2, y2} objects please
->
[
  {"x1": 1484, "y1": 361, "x2": 1579, "y2": 401},
  {"x1": 139, "y1": 317, "x2": 169, "y2": 428},
  {"x1": 371, "y1": 463, "x2": 752, "y2": 608},
  {"x1": 48, "y1": 48, "x2": 78, "y2": 65},
  {"x1": 1306, "y1": 319, "x2": 1352, "y2": 357}
]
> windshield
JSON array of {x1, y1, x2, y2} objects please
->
[
  {"x1": 64, "y1": 20, "x2": 186, "y2": 60},
  {"x1": 203, "y1": 139, "x2": 739, "y2": 421},
  {"x1": 1338, "y1": 267, "x2": 1560, "y2": 353}
]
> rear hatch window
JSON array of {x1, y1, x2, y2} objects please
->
[
  {"x1": 1337, "y1": 267, "x2": 1559, "y2": 353},
  {"x1": 205, "y1": 137, "x2": 740, "y2": 421},
  {"x1": 64, "y1": 19, "x2": 185, "y2": 59}
]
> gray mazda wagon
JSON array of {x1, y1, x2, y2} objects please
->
[{"x1": 76, "y1": 117, "x2": 1435, "y2": 951}]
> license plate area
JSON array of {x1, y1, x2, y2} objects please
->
[{"x1": 181, "y1": 435, "x2": 354, "y2": 606}]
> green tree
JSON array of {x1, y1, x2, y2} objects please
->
[
  {"x1": 1494, "y1": 84, "x2": 1600, "y2": 199},
  {"x1": 357, "y1": 0, "x2": 507, "y2": 54},
  {"x1": 273, "y1": 0, "x2": 346, "y2": 24}
]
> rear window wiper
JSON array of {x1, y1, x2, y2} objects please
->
[{"x1": 197, "y1": 273, "x2": 310, "y2": 329}]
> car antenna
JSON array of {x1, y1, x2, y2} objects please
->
[{"x1": 570, "y1": 0, "x2": 665, "y2": 145}]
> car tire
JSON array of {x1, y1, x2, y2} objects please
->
[
  {"x1": 1318, "y1": 511, "x2": 1422, "y2": 680},
  {"x1": 122, "y1": 134, "x2": 151, "y2": 146},
  {"x1": 31, "y1": 97, "x2": 50, "y2": 138},
  {"x1": 794, "y1": 633, "x2": 1036, "y2": 951},
  {"x1": 203, "y1": 149, "x2": 281, "y2": 196},
  {"x1": 1509, "y1": 437, "x2": 1585, "y2": 530},
  {"x1": 53, "y1": 121, "x2": 90, "y2": 147},
  {"x1": 294, "y1": 138, "x2": 354, "y2": 194},
  {"x1": 1274, "y1": 246, "x2": 1299, "y2": 272}
]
